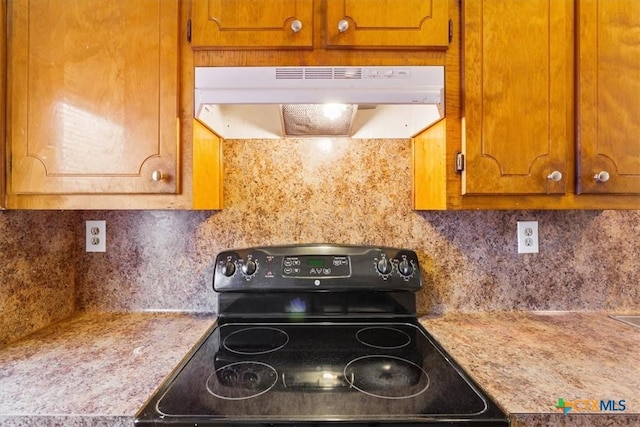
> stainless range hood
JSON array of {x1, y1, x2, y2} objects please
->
[{"x1": 194, "y1": 66, "x2": 445, "y2": 139}]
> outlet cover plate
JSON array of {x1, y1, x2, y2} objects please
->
[
  {"x1": 86, "y1": 220, "x2": 106, "y2": 252},
  {"x1": 517, "y1": 221, "x2": 539, "y2": 254}
]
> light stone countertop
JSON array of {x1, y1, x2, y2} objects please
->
[
  {"x1": 420, "y1": 311, "x2": 640, "y2": 426},
  {"x1": 1, "y1": 311, "x2": 639, "y2": 426},
  {"x1": 0, "y1": 312, "x2": 216, "y2": 427}
]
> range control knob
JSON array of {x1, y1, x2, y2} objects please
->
[
  {"x1": 221, "y1": 261, "x2": 236, "y2": 277},
  {"x1": 242, "y1": 260, "x2": 257, "y2": 276},
  {"x1": 376, "y1": 257, "x2": 392, "y2": 275},
  {"x1": 398, "y1": 259, "x2": 414, "y2": 277}
]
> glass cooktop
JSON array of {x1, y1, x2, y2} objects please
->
[{"x1": 137, "y1": 321, "x2": 507, "y2": 424}]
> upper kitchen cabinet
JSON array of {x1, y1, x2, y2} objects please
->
[
  {"x1": 8, "y1": 0, "x2": 179, "y2": 197},
  {"x1": 413, "y1": 0, "x2": 640, "y2": 210},
  {"x1": 324, "y1": 0, "x2": 449, "y2": 49},
  {"x1": 191, "y1": 0, "x2": 314, "y2": 49},
  {"x1": 190, "y1": 0, "x2": 449, "y2": 50},
  {"x1": 0, "y1": 0, "x2": 6, "y2": 209},
  {"x1": 461, "y1": 0, "x2": 572, "y2": 195},
  {"x1": 577, "y1": 0, "x2": 640, "y2": 194}
]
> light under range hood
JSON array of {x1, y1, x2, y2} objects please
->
[{"x1": 194, "y1": 66, "x2": 445, "y2": 139}]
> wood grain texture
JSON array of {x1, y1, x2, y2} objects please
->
[
  {"x1": 0, "y1": 0, "x2": 5, "y2": 209},
  {"x1": 324, "y1": 0, "x2": 449, "y2": 49},
  {"x1": 412, "y1": 118, "x2": 447, "y2": 210},
  {"x1": 191, "y1": 0, "x2": 449, "y2": 50},
  {"x1": 8, "y1": 0, "x2": 179, "y2": 195},
  {"x1": 191, "y1": 0, "x2": 314, "y2": 49},
  {"x1": 7, "y1": 0, "x2": 640, "y2": 210},
  {"x1": 462, "y1": 0, "x2": 571, "y2": 195},
  {"x1": 577, "y1": 0, "x2": 640, "y2": 194},
  {"x1": 427, "y1": 0, "x2": 640, "y2": 209},
  {"x1": 193, "y1": 119, "x2": 223, "y2": 209}
]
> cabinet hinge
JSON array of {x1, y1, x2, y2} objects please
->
[
  {"x1": 448, "y1": 19, "x2": 453, "y2": 43},
  {"x1": 187, "y1": 19, "x2": 192, "y2": 43},
  {"x1": 455, "y1": 152, "x2": 465, "y2": 173}
]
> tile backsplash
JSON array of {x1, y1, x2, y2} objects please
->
[{"x1": 2, "y1": 138, "x2": 639, "y2": 345}]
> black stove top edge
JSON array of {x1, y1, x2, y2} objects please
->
[
  {"x1": 135, "y1": 418, "x2": 508, "y2": 427},
  {"x1": 217, "y1": 291, "x2": 419, "y2": 320}
]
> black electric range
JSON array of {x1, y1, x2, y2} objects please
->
[{"x1": 136, "y1": 245, "x2": 508, "y2": 426}]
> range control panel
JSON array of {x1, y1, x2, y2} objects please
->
[{"x1": 213, "y1": 245, "x2": 421, "y2": 292}]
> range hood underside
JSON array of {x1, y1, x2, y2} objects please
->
[{"x1": 197, "y1": 104, "x2": 443, "y2": 139}]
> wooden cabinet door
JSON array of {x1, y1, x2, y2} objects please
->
[
  {"x1": 0, "y1": 0, "x2": 5, "y2": 208},
  {"x1": 191, "y1": 0, "x2": 313, "y2": 48},
  {"x1": 324, "y1": 0, "x2": 449, "y2": 48},
  {"x1": 462, "y1": 0, "x2": 571, "y2": 195},
  {"x1": 577, "y1": 0, "x2": 640, "y2": 194},
  {"x1": 9, "y1": 0, "x2": 178, "y2": 195}
]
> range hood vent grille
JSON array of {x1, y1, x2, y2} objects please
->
[
  {"x1": 334, "y1": 67, "x2": 362, "y2": 79},
  {"x1": 274, "y1": 67, "x2": 364, "y2": 81},
  {"x1": 275, "y1": 68, "x2": 304, "y2": 80},
  {"x1": 303, "y1": 68, "x2": 333, "y2": 79}
]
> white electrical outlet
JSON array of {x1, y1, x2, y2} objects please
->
[
  {"x1": 517, "y1": 221, "x2": 539, "y2": 254},
  {"x1": 86, "y1": 220, "x2": 106, "y2": 253}
]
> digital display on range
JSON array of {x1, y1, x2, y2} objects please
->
[{"x1": 307, "y1": 259, "x2": 324, "y2": 267}]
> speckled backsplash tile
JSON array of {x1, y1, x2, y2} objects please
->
[
  {"x1": 0, "y1": 211, "x2": 77, "y2": 346},
  {"x1": 73, "y1": 139, "x2": 640, "y2": 314}
]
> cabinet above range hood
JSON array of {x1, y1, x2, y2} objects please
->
[{"x1": 194, "y1": 66, "x2": 445, "y2": 139}]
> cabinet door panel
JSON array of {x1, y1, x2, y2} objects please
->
[
  {"x1": 0, "y1": 0, "x2": 5, "y2": 208},
  {"x1": 10, "y1": 0, "x2": 178, "y2": 195},
  {"x1": 577, "y1": 0, "x2": 640, "y2": 194},
  {"x1": 192, "y1": 0, "x2": 313, "y2": 48},
  {"x1": 462, "y1": 0, "x2": 570, "y2": 194},
  {"x1": 325, "y1": 0, "x2": 448, "y2": 48}
]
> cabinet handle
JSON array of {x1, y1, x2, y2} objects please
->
[
  {"x1": 593, "y1": 171, "x2": 610, "y2": 183},
  {"x1": 290, "y1": 19, "x2": 302, "y2": 33},
  {"x1": 337, "y1": 19, "x2": 349, "y2": 33},
  {"x1": 151, "y1": 170, "x2": 164, "y2": 182},
  {"x1": 546, "y1": 171, "x2": 563, "y2": 182}
]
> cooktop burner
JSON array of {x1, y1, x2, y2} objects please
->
[
  {"x1": 136, "y1": 245, "x2": 507, "y2": 426},
  {"x1": 207, "y1": 361, "x2": 278, "y2": 400},
  {"x1": 222, "y1": 327, "x2": 289, "y2": 355},
  {"x1": 356, "y1": 326, "x2": 412, "y2": 349},
  {"x1": 345, "y1": 354, "x2": 430, "y2": 399}
]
